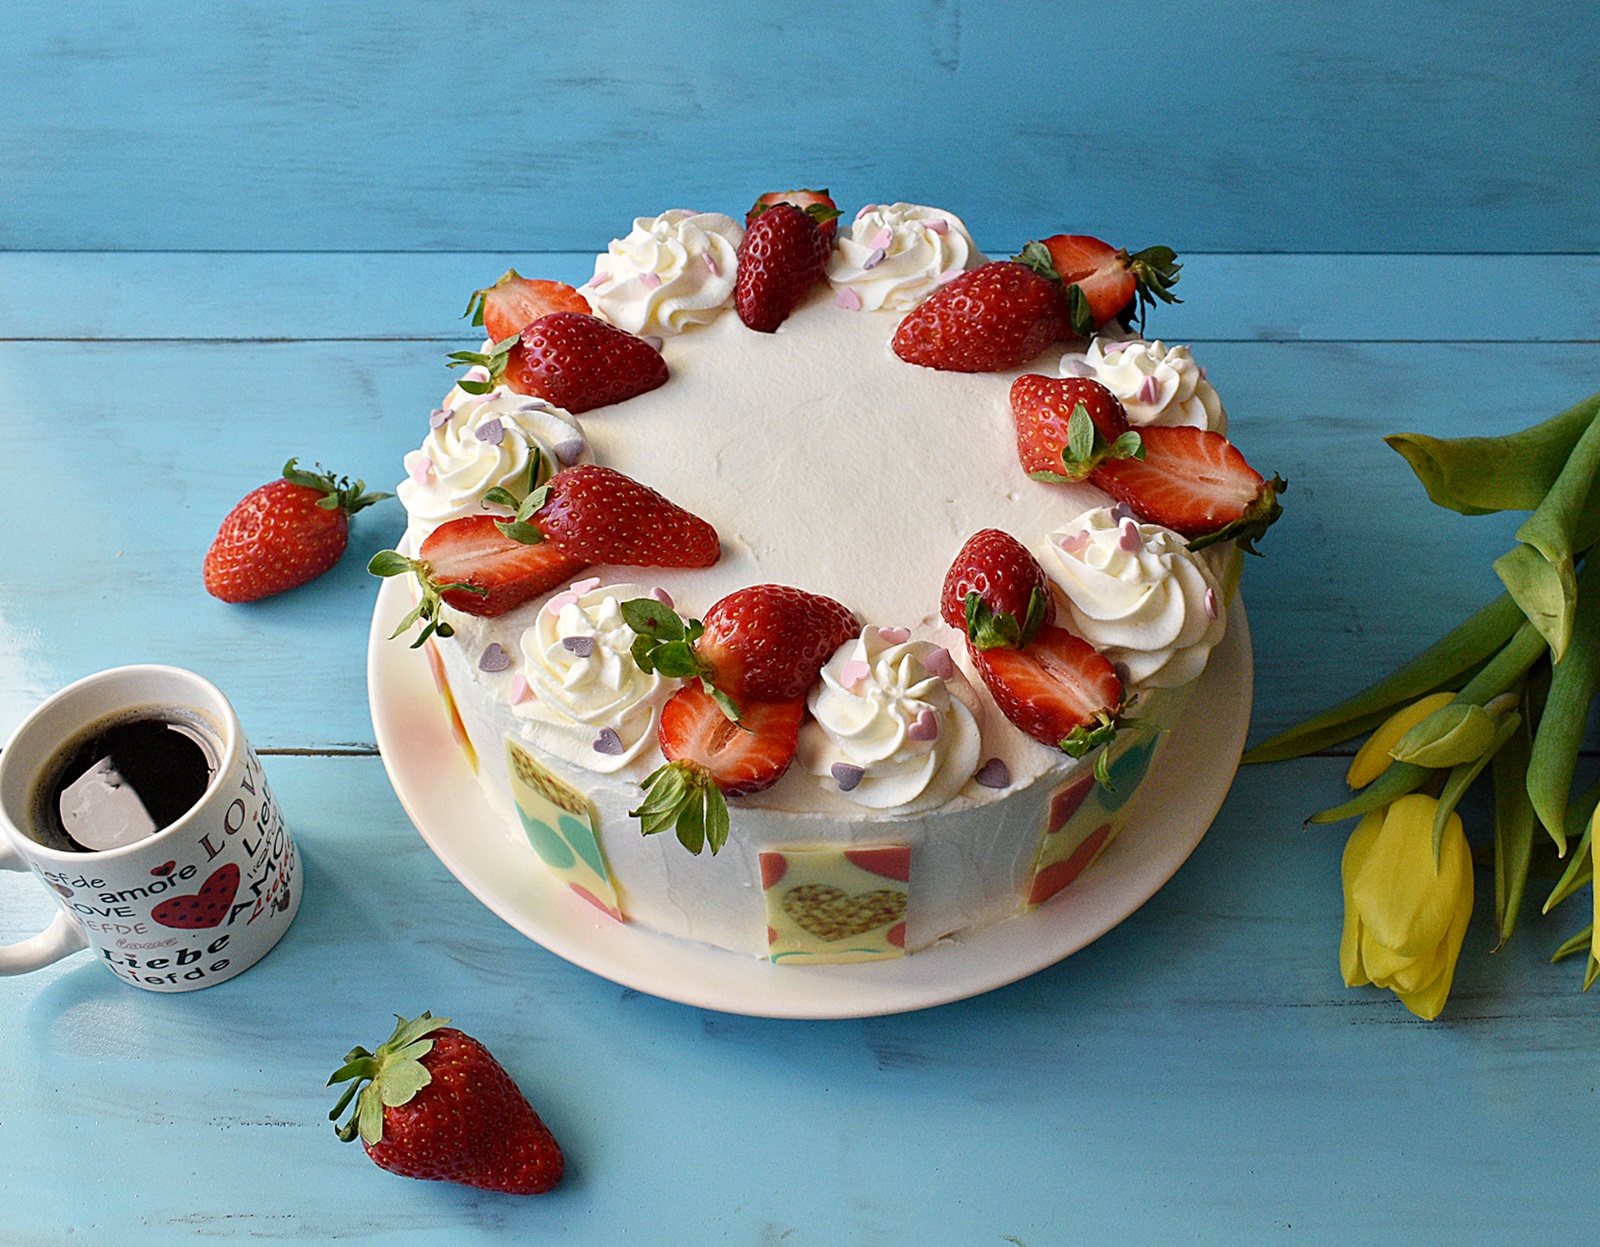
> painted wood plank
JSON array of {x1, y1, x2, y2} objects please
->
[
  {"x1": 3, "y1": 1, "x2": 1597, "y2": 254},
  {"x1": 3, "y1": 251, "x2": 1598, "y2": 344},
  {"x1": 4, "y1": 336, "x2": 1596, "y2": 747},
  {"x1": 1, "y1": 755, "x2": 1593, "y2": 1244}
]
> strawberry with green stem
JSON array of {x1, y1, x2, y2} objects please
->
[
  {"x1": 1011, "y1": 375, "x2": 1144, "y2": 481},
  {"x1": 1013, "y1": 235, "x2": 1182, "y2": 339},
  {"x1": 463, "y1": 271, "x2": 591, "y2": 342},
  {"x1": 448, "y1": 312, "x2": 668, "y2": 414},
  {"x1": 735, "y1": 196, "x2": 842, "y2": 332}
]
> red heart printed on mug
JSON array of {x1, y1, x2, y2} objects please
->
[
  {"x1": 150, "y1": 861, "x2": 176, "y2": 877},
  {"x1": 151, "y1": 863, "x2": 240, "y2": 930}
]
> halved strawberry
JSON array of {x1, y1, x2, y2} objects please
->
[
  {"x1": 632, "y1": 686, "x2": 806, "y2": 855},
  {"x1": 1011, "y1": 375, "x2": 1142, "y2": 482},
  {"x1": 368, "y1": 514, "x2": 589, "y2": 643},
  {"x1": 969, "y1": 625, "x2": 1123, "y2": 756},
  {"x1": 464, "y1": 271, "x2": 591, "y2": 343},
  {"x1": 534, "y1": 464, "x2": 720, "y2": 568},
  {"x1": 735, "y1": 202, "x2": 839, "y2": 332},
  {"x1": 891, "y1": 261, "x2": 1067, "y2": 373},
  {"x1": 940, "y1": 529, "x2": 1055, "y2": 648},
  {"x1": 1014, "y1": 235, "x2": 1181, "y2": 338},
  {"x1": 449, "y1": 313, "x2": 669, "y2": 414},
  {"x1": 1089, "y1": 424, "x2": 1285, "y2": 553},
  {"x1": 746, "y1": 189, "x2": 840, "y2": 239}
]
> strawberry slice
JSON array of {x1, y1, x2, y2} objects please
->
[
  {"x1": 451, "y1": 313, "x2": 668, "y2": 414},
  {"x1": 464, "y1": 271, "x2": 590, "y2": 342},
  {"x1": 534, "y1": 464, "x2": 720, "y2": 568},
  {"x1": 696, "y1": 584, "x2": 859, "y2": 701},
  {"x1": 1015, "y1": 235, "x2": 1181, "y2": 339},
  {"x1": 633, "y1": 686, "x2": 806, "y2": 855},
  {"x1": 891, "y1": 261, "x2": 1067, "y2": 373},
  {"x1": 746, "y1": 189, "x2": 840, "y2": 239},
  {"x1": 940, "y1": 529, "x2": 1055, "y2": 648},
  {"x1": 1089, "y1": 424, "x2": 1285, "y2": 553},
  {"x1": 1010, "y1": 375, "x2": 1142, "y2": 482},
  {"x1": 735, "y1": 201, "x2": 839, "y2": 332},
  {"x1": 969, "y1": 625, "x2": 1123, "y2": 757}
]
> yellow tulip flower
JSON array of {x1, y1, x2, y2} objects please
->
[
  {"x1": 1346, "y1": 693, "x2": 1456, "y2": 788},
  {"x1": 1340, "y1": 793, "x2": 1474, "y2": 1020}
]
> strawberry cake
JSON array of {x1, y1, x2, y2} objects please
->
[{"x1": 375, "y1": 194, "x2": 1279, "y2": 964}]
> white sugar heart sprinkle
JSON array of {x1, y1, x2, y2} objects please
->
[
  {"x1": 553, "y1": 438, "x2": 585, "y2": 466},
  {"x1": 855, "y1": 203, "x2": 877, "y2": 221},
  {"x1": 923, "y1": 646, "x2": 955, "y2": 679},
  {"x1": 863, "y1": 247, "x2": 887, "y2": 271},
  {"x1": 1204, "y1": 587, "x2": 1219, "y2": 620},
  {"x1": 702, "y1": 252, "x2": 720, "y2": 277},
  {"x1": 639, "y1": 272, "x2": 662, "y2": 289},
  {"x1": 408, "y1": 456, "x2": 433, "y2": 484},
  {"x1": 839, "y1": 660, "x2": 872, "y2": 689},
  {"x1": 545, "y1": 592, "x2": 579, "y2": 616},
  {"x1": 1119, "y1": 519, "x2": 1142, "y2": 552},
  {"x1": 649, "y1": 586, "x2": 674, "y2": 608},
  {"x1": 475, "y1": 417, "x2": 505, "y2": 445},
  {"x1": 1138, "y1": 374, "x2": 1161, "y2": 405},
  {"x1": 479, "y1": 643, "x2": 511, "y2": 672},
  {"x1": 868, "y1": 226, "x2": 893, "y2": 252},
  {"x1": 906, "y1": 708, "x2": 939, "y2": 742},
  {"x1": 569, "y1": 576, "x2": 602, "y2": 595},
  {"x1": 593, "y1": 728, "x2": 624, "y2": 755},
  {"x1": 975, "y1": 757, "x2": 1011, "y2": 789},
  {"x1": 831, "y1": 762, "x2": 866, "y2": 792},
  {"x1": 925, "y1": 218, "x2": 949, "y2": 235},
  {"x1": 836, "y1": 288, "x2": 862, "y2": 311},
  {"x1": 509, "y1": 674, "x2": 533, "y2": 704},
  {"x1": 429, "y1": 406, "x2": 451, "y2": 428},
  {"x1": 562, "y1": 635, "x2": 596, "y2": 657},
  {"x1": 877, "y1": 626, "x2": 911, "y2": 644}
]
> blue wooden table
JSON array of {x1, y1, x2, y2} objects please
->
[{"x1": 4, "y1": 4, "x2": 1598, "y2": 1242}]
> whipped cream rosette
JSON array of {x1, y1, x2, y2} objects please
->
[
  {"x1": 397, "y1": 388, "x2": 590, "y2": 535},
  {"x1": 511, "y1": 581, "x2": 678, "y2": 778},
  {"x1": 1060, "y1": 337, "x2": 1226, "y2": 433},
  {"x1": 799, "y1": 626, "x2": 982, "y2": 812},
  {"x1": 1045, "y1": 506, "x2": 1226, "y2": 690},
  {"x1": 581, "y1": 210, "x2": 744, "y2": 337},
  {"x1": 826, "y1": 203, "x2": 982, "y2": 312}
]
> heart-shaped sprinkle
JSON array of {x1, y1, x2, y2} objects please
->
[
  {"x1": 408, "y1": 456, "x2": 433, "y2": 485},
  {"x1": 868, "y1": 226, "x2": 893, "y2": 252},
  {"x1": 593, "y1": 727, "x2": 624, "y2": 755},
  {"x1": 839, "y1": 660, "x2": 872, "y2": 690},
  {"x1": 429, "y1": 406, "x2": 451, "y2": 428},
  {"x1": 553, "y1": 438, "x2": 585, "y2": 466},
  {"x1": 906, "y1": 708, "x2": 939, "y2": 742},
  {"x1": 1199, "y1": 366, "x2": 1208, "y2": 380},
  {"x1": 975, "y1": 757, "x2": 1012, "y2": 789},
  {"x1": 836, "y1": 288, "x2": 863, "y2": 311},
  {"x1": 877, "y1": 626, "x2": 911, "y2": 644},
  {"x1": 1110, "y1": 502, "x2": 1138, "y2": 523},
  {"x1": 650, "y1": 586, "x2": 674, "y2": 608},
  {"x1": 1119, "y1": 520, "x2": 1142, "y2": 552},
  {"x1": 702, "y1": 252, "x2": 720, "y2": 278},
  {"x1": 545, "y1": 592, "x2": 579, "y2": 616},
  {"x1": 150, "y1": 861, "x2": 176, "y2": 877},
  {"x1": 464, "y1": 365, "x2": 490, "y2": 384},
  {"x1": 569, "y1": 576, "x2": 602, "y2": 595},
  {"x1": 1204, "y1": 587, "x2": 1219, "y2": 620},
  {"x1": 642, "y1": 335, "x2": 664, "y2": 352},
  {"x1": 925, "y1": 218, "x2": 949, "y2": 235},
  {"x1": 855, "y1": 203, "x2": 877, "y2": 221},
  {"x1": 562, "y1": 635, "x2": 596, "y2": 657},
  {"x1": 1061, "y1": 358, "x2": 1096, "y2": 378},
  {"x1": 831, "y1": 762, "x2": 866, "y2": 792},
  {"x1": 479, "y1": 643, "x2": 511, "y2": 672},
  {"x1": 1113, "y1": 661, "x2": 1133, "y2": 686},
  {"x1": 639, "y1": 271, "x2": 663, "y2": 290},
  {"x1": 1104, "y1": 339, "x2": 1134, "y2": 354},
  {"x1": 863, "y1": 247, "x2": 887, "y2": 271},
  {"x1": 937, "y1": 267, "x2": 962, "y2": 285},
  {"x1": 509, "y1": 674, "x2": 533, "y2": 704},
  {"x1": 923, "y1": 646, "x2": 955, "y2": 679},
  {"x1": 1138, "y1": 374, "x2": 1161, "y2": 405},
  {"x1": 591, "y1": 270, "x2": 612, "y2": 288},
  {"x1": 475, "y1": 417, "x2": 505, "y2": 445},
  {"x1": 1059, "y1": 530, "x2": 1092, "y2": 556}
]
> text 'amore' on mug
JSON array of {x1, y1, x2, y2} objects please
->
[{"x1": 0, "y1": 666, "x2": 300, "y2": 991}]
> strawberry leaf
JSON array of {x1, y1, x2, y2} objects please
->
[
  {"x1": 1109, "y1": 431, "x2": 1145, "y2": 461},
  {"x1": 1012, "y1": 240, "x2": 1061, "y2": 285},
  {"x1": 327, "y1": 1012, "x2": 452, "y2": 1146},
  {"x1": 1065, "y1": 403, "x2": 1095, "y2": 465},
  {"x1": 631, "y1": 761, "x2": 728, "y2": 855},
  {"x1": 965, "y1": 591, "x2": 1023, "y2": 651},
  {"x1": 1065, "y1": 284, "x2": 1096, "y2": 339}
]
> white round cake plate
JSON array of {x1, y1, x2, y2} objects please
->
[{"x1": 368, "y1": 576, "x2": 1252, "y2": 1019}]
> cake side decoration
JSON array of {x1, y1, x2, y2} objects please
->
[
  {"x1": 506, "y1": 738, "x2": 624, "y2": 922},
  {"x1": 761, "y1": 845, "x2": 910, "y2": 964}
]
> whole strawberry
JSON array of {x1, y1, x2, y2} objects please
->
[
  {"x1": 328, "y1": 1012, "x2": 563, "y2": 1195},
  {"x1": 449, "y1": 312, "x2": 669, "y2": 415},
  {"x1": 735, "y1": 199, "x2": 840, "y2": 332},
  {"x1": 204, "y1": 459, "x2": 387, "y2": 603},
  {"x1": 1010, "y1": 374, "x2": 1143, "y2": 481},
  {"x1": 535, "y1": 463, "x2": 721, "y2": 567},
  {"x1": 940, "y1": 528, "x2": 1055, "y2": 647},
  {"x1": 891, "y1": 261, "x2": 1067, "y2": 372}
]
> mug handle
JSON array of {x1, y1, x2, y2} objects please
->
[{"x1": 0, "y1": 838, "x2": 91, "y2": 974}]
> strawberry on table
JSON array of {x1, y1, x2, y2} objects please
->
[
  {"x1": 940, "y1": 528, "x2": 1055, "y2": 649},
  {"x1": 891, "y1": 261, "x2": 1068, "y2": 372},
  {"x1": 464, "y1": 270, "x2": 591, "y2": 342},
  {"x1": 204, "y1": 459, "x2": 388, "y2": 603},
  {"x1": 632, "y1": 685, "x2": 807, "y2": 855},
  {"x1": 328, "y1": 1012, "x2": 563, "y2": 1195},
  {"x1": 1011, "y1": 374, "x2": 1143, "y2": 481},
  {"x1": 1089, "y1": 424, "x2": 1285, "y2": 553},
  {"x1": 735, "y1": 198, "x2": 841, "y2": 332},
  {"x1": 1014, "y1": 234, "x2": 1181, "y2": 339},
  {"x1": 745, "y1": 188, "x2": 840, "y2": 239},
  {"x1": 969, "y1": 624, "x2": 1124, "y2": 760},
  {"x1": 448, "y1": 312, "x2": 669, "y2": 414}
]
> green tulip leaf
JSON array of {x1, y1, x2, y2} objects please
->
[
  {"x1": 1491, "y1": 701, "x2": 1536, "y2": 948},
  {"x1": 1525, "y1": 556, "x2": 1600, "y2": 852}
]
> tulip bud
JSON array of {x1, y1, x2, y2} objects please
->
[
  {"x1": 1346, "y1": 693, "x2": 1456, "y2": 789},
  {"x1": 1340, "y1": 793, "x2": 1474, "y2": 1020},
  {"x1": 1389, "y1": 701, "x2": 1498, "y2": 769}
]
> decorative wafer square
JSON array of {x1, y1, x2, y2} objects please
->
[
  {"x1": 423, "y1": 638, "x2": 477, "y2": 773},
  {"x1": 760, "y1": 845, "x2": 910, "y2": 964},
  {"x1": 506, "y1": 738, "x2": 623, "y2": 921}
]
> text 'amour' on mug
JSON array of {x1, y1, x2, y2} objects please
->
[{"x1": 0, "y1": 666, "x2": 300, "y2": 991}]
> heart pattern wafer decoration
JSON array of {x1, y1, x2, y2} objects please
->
[
  {"x1": 151, "y1": 863, "x2": 240, "y2": 929},
  {"x1": 780, "y1": 883, "x2": 906, "y2": 942}
]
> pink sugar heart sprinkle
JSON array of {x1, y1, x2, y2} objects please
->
[
  {"x1": 593, "y1": 727, "x2": 624, "y2": 756},
  {"x1": 1120, "y1": 519, "x2": 1142, "y2": 552},
  {"x1": 863, "y1": 247, "x2": 886, "y2": 271},
  {"x1": 1138, "y1": 374, "x2": 1161, "y2": 405},
  {"x1": 408, "y1": 456, "x2": 433, "y2": 485},
  {"x1": 906, "y1": 708, "x2": 939, "y2": 742},
  {"x1": 937, "y1": 267, "x2": 962, "y2": 285},
  {"x1": 702, "y1": 252, "x2": 720, "y2": 277},
  {"x1": 509, "y1": 674, "x2": 532, "y2": 704},
  {"x1": 554, "y1": 438, "x2": 586, "y2": 465},
  {"x1": 429, "y1": 406, "x2": 451, "y2": 428},
  {"x1": 836, "y1": 288, "x2": 863, "y2": 311},
  {"x1": 639, "y1": 272, "x2": 662, "y2": 290},
  {"x1": 926, "y1": 218, "x2": 949, "y2": 235},
  {"x1": 649, "y1": 586, "x2": 674, "y2": 608},
  {"x1": 475, "y1": 417, "x2": 505, "y2": 445},
  {"x1": 1205, "y1": 587, "x2": 1219, "y2": 620},
  {"x1": 1200, "y1": 366, "x2": 1208, "y2": 380},
  {"x1": 877, "y1": 626, "x2": 911, "y2": 644},
  {"x1": 464, "y1": 365, "x2": 490, "y2": 384},
  {"x1": 546, "y1": 592, "x2": 579, "y2": 616},
  {"x1": 923, "y1": 646, "x2": 955, "y2": 679},
  {"x1": 1061, "y1": 358, "x2": 1096, "y2": 378},
  {"x1": 570, "y1": 576, "x2": 602, "y2": 595},
  {"x1": 591, "y1": 270, "x2": 611, "y2": 288},
  {"x1": 868, "y1": 226, "x2": 893, "y2": 251},
  {"x1": 1059, "y1": 530, "x2": 1092, "y2": 556},
  {"x1": 855, "y1": 203, "x2": 877, "y2": 221},
  {"x1": 479, "y1": 643, "x2": 511, "y2": 673},
  {"x1": 839, "y1": 660, "x2": 872, "y2": 689},
  {"x1": 975, "y1": 757, "x2": 1011, "y2": 789}
]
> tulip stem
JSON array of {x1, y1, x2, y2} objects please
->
[
  {"x1": 1525, "y1": 555, "x2": 1600, "y2": 853},
  {"x1": 1308, "y1": 760, "x2": 1433, "y2": 825},
  {"x1": 1490, "y1": 706, "x2": 1536, "y2": 950}
]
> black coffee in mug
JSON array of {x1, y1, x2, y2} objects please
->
[{"x1": 31, "y1": 709, "x2": 219, "y2": 852}]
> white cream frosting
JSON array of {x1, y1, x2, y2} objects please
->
[
  {"x1": 825, "y1": 203, "x2": 982, "y2": 312},
  {"x1": 512, "y1": 581, "x2": 677, "y2": 778},
  {"x1": 397, "y1": 388, "x2": 590, "y2": 535},
  {"x1": 1059, "y1": 337, "x2": 1226, "y2": 433},
  {"x1": 581, "y1": 210, "x2": 744, "y2": 337},
  {"x1": 799, "y1": 627, "x2": 982, "y2": 813},
  {"x1": 1045, "y1": 506, "x2": 1226, "y2": 690}
]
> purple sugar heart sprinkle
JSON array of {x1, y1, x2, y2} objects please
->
[
  {"x1": 836, "y1": 288, "x2": 862, "y2": 312},
  {"x1": 975, "y1": 758, "x2": 1011, "y2": 789},
  {"x1": 831, "y1": 762, "x2": 866, "y2": 792},
  {"x1": 1204, "y1": 587, "x2": 1219, "y2": 620},
  {"x1": 650, "y1": 586, "x2": 674, "y2": 608},
  {"x1": 1119, "y1": 520, "x2": 1142, "y2": 552},
  {"x1": 1113, "y1": 662, "x2": 1132, "y2": 685},
  {"x1": 926, "y1": 218, "x2": 949, "y2": 235},
  {"x1": 863, "y1": 247, "x2": 887, "y2": 271},
  {"x1": 907, "y1": 708, "x2": 939, "y2": 742},
  {"x1": 475, "y1": 417, "x2": 505, "y2": 445},
  {"x1": 562, "y1": 635, "x2": 596, "y2": 658},
  {"x1": 553, "y1": 438, "x2": 585, "y2": 466},
  {"x1": 643, "y1": 335, "x2": 664, "y2": 352},
  {"x1": 593, "y1": 727, "x2": 624, "y2": 756},
  {"x1": 479, "y1": 643, "x2": 511, "y2": 673},
  {"x1": 639, "y1": 272, "x2": 662, "y2": 290},
  {"x1": 429, "y1": 406, "x2": 451, "y2": 428},
  {"x1": 1138, "y1": 375, "x2": 1161, "y2": 405},
  {"x1": 923, "y1": 646, "x2": 955, "y2": 679},
  {"x1": 1110, "y1": 502, "x2": 1137, "y2": 523}
]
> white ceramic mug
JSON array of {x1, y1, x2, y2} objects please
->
[{"x1": 0, "y1": 666, "x2": 300, "y2": 991}]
